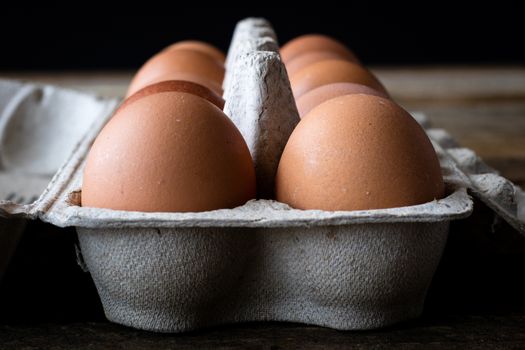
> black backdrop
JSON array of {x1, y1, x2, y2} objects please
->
[{"x1": 1, "y1": 5, "x2": 523, "y2": 70}]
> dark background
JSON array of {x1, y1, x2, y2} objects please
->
[{"x1": 1, "y1": 6, "x2": 523, "y2": 70}]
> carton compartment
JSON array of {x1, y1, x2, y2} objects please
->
[{"x1": 77, "y1": 221, "x2": 449, "y2": 332}]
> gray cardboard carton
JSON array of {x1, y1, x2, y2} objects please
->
[{"x1": 0, "y1": 18, "x2": 523, "y2": 332}]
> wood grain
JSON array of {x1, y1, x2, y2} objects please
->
[{"x1": 1, "y1": 314, "x2": 525, "y2": 350}]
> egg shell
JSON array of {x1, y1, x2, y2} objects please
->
[
  {"x1": 82, "y1": 91, "x2": 256, "y2": 212},
  {"x1": 164, "y1": 40, "x2": 226, "y2": 65},
  {"x1": 122, "y1": 80, "x2": 224, "y2": 110},
  {"x1": 127, "y1": 71, "x2": 223, "y2": 98},
  {"x1": 276, "y1": 94, "x2": 444, "y2": 211},
  {"x1": 285, "y1": 50, "x2": 357, "y2": 77},
  {"x1": 295, "y1": 82, "x2": 389, "y2": 118},
  {"x1": 289, "y1": 59, "x2": 388, "y2": 98},
  {"x1": 280, "y1": 34, "x2": 358, "y2": 64},
  {"x1": 127, "y1": 49, "x2": 225, "y2": 97}
]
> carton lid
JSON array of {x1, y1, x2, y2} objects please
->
[{"x1": 0, "y1": 79, "x2": 119, "y2": 218}]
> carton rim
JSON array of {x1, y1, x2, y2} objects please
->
[{"x1": 43, "y1": 186, "x2": 472, "y2": 229}]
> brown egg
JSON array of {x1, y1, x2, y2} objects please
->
[
  {"x1": 280, "y1": 34, "x2": 358, "y2": 64},
  {"x1": 295, "y1": 82, "x2": 389, "y2": 118},
  {"x1": 82, "y1": 91, "x2": 256, "y2": 212},
  {"x1": 127, "y1": 71, "x2": 223, "y2": 98},
  {"x1": 276, "y1": 94, "x2": 444, "y2": 211},
  {"x1": 164, "y1": 40, "x2": 226, "y2": 65},
  {"x1": 285, "y1": 50, "x2": 354, "y2": 77},
  {"x1": 127, "y1": 49, "x2": 225, "y2": 97},
  {"x1": 289, "y1": 60, "x2": 387, "y2": 98},
  {"x1": 123, "y1": 80, "x2": 224, "y2": 110}
]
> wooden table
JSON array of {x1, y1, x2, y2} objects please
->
[{"x1": 1, "y1": 67, "x2": 524, "y2": 349}]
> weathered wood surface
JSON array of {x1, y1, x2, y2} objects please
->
[{"x1": 1, "y1": 313, "x2": 525, "y2": 350}]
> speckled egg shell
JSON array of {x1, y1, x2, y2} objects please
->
[
  {"x1": 123, "y1": 80, "x2": 224, "y2": 110},
  {"x1": 280, "y1": 34, "x2": 358, "y2": 64},
  {"x1": 289, "y1": 60, "x2": 387, "y2": 98},
  {"x1": 164, "y1": 40, "x2": 226, "y2": 65},
  {"x1": 127, "y1": 49, "x2": 225, "y2": 97},
  {"x1": 295, "y1": 82, "x2": 389, "y2": 118},
  {"x1": 285, "y1": 50, "x2": 357, "y2": 77},
  {"x1": 276, "y1": 94, "x2": 444, "y2": 211},
  {"x1": 82, "y1": 91, "x2": 256, "y2": 212}
]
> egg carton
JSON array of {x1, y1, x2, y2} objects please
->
[
  {"x1": 427, "y1": 129, "x2": 525, "y2": 233},
  {"x1": 0, "y1": 17, "x2": 523, "y2": 332},
  {"x1": 0, "y1": 79, "x2": 119, "y2": 279}
]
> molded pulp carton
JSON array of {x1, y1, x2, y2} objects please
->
[{"x1": 1, "y1": 18, "x2": 523, "y2": 332}]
